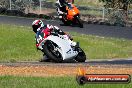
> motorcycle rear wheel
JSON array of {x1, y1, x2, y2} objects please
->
[
  {"x1": 61, "y1": 14, "x2": 71, "y2": 25},
  {"x1": 62, "y1": 18, "x2": 70, "y2": 25},
  {"x1": 43, "y1": 40, "x2": 63, "y2": 63}
]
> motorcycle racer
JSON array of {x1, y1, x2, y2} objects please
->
[
  {"x1": 56, "y1": 0, "x2": 83, "y2": 28},
  {"x1": 55, "y1": 0, "x2": 70, "y2": 18},
  {"x1": 32, "y1": 20, "x2": 74, "y2": 62}
]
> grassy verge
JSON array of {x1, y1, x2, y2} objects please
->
[
  {"x1": 0, "y1": 24, "x2": 132, "y2": 62},
  {"x1": 72, "y1": 32, "x2": 132, "y2": 59},
  {"x1": 0, "y1": 76, "x2": 131, "y2": 88},
  {"x1": 0, "y1": 24, "x2": 42, "y2": 62}
]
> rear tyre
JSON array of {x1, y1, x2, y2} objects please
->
[
  {"x1": 61, "y1": 18, "x2": 70, "y2": 26},
  {"x1": 75, "y1": 48, "x2": 86, "y2": 62},
  {"x1": 43, "y1": 40, "x2": 63, "y2": 63},
  {"x1": 61, "y1": 15, "x2": 71, "y2": 26}
]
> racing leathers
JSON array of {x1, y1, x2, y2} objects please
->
[
  {"x1": 55, "y1": 0, "x2": 69, "y2": 18},
  {"x1": 35, "y1": 24, "x2": 75, "y2": 62},
  {"x1": 35, "y1": 24, "x2": 73, "y2": 51}
]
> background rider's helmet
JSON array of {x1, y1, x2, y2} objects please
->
[{"x1": 32, "y1": 20, "x2": 44, "y2": 33}]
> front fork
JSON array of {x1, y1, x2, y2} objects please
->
[{"x1": 73, "y1": 14, "x2": 80, "y2": 22}]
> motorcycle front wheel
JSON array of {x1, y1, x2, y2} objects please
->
[
  {"x1": 75, "y1": 16, "x2": 83, "y2": 28},
  {"x1": 75, "y1": 48, "x2": 86, "y2": 62},
  {"x1": 43, "y1": 40, "x2": 63, "y2": 63}
]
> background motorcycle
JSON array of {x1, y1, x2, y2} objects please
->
[
  {"x1": 57, "y1": 3, "x2": 83, "y2": 28},
  {"x1": 36, "y1": 28, "x2": 86, "y2": 63}
]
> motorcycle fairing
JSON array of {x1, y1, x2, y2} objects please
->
[
  {"x1": 45, "y1": 35, "x2": 78, "y2": 60},
  {"x1": 66, "y1": 4, "x2": 80, "y2": 20}
]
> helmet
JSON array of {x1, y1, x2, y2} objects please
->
[{"x1": 32, "y1": 20, "x2": 44, "y2": 33}]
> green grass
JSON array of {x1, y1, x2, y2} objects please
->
[
  {"x1": 0, "y1": 76, "x2": 131, "y2": 88},
  {"x1": 0, "y1": 24, "x2": 132, "y2": 62},
  {"x1": 72, "y1": 32, "x2": 132, "y2": 59},
  {"x1": 0, "y1": 24, "x2": 42, "y2": 62}
]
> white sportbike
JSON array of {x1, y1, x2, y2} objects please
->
[{"x1": 36, "y1": 27, "x2": 86, "y2": 63}]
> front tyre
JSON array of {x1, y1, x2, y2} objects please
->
[
  {"x1": 43, "y1": 40, "x2": 63, "y2": 63},
  {"x1": 75, "y1": 16, "x2": 83, "y2": 28},
  {"x1": 75, "y1": 48, "x2": 86, "y2": 62}
]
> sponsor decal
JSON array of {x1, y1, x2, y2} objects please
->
[
  {"x1": 66, "y1": 49, "x2": 72, "y2": 54},
  {"x1": 76, "y1": 68, "x2": 131, "y2": 85}
]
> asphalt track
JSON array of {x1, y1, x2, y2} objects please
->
[
  {"x1": 0, "y1": 15, "x2": 132, "y2": 66},
  {"x1": 0, "y1": 15, "x2": 132, "y2": 40},
  {"x1": 0, "y1": 59, "x2": 132, "y2": 67}
]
